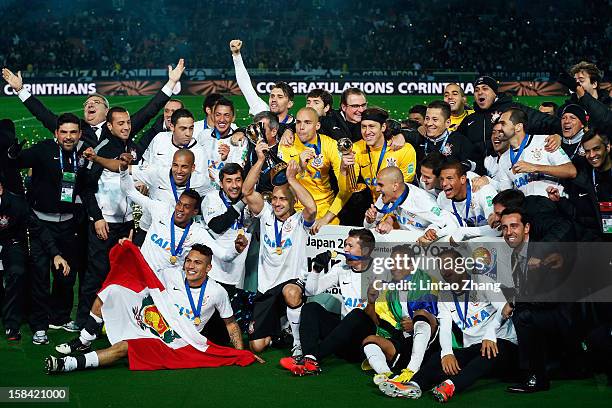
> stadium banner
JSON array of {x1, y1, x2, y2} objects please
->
[{"x1": 3, "y1": 79, "x2": 611, "y2": 97}]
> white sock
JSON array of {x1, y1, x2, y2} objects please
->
[
  {"x1": 364, "y1": 343, "x2": 391, "y2": 374},
  {"x1": 286, "y1": 305, "x2": 302, "y2": 349},
  {"x1": 79, "y1": 329, "x2": 96, "y2": 346},
  {"x1": 84, "y1": 352, "x2": 99, "y2": 368},
  {"x1": 62, "y1": 356, "x2": 77, "y2": 372},
  {"x1": 407, "y1": 321, "x2": 431, "y2": 373},
  {"x1": 90, "y1": 311, "x2": 103, "y2": 324}
]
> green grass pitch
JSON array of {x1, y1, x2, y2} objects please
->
[{"x1": 1, "y1": 94, "x2": 610, "y2": 407}]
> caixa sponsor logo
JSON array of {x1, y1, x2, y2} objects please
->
[
  {"x1": 150, "y1": 233, "x2": 184, "y2": 254},
  {"x1": 263, "y1": 234, "x2": 293, "y2": 250},
  {"x1": 396, "y1": 216, "x2": 424, "y2": 228},
  {"x1": 513, "y1": 173, "x2": 541, "y2": 189}
]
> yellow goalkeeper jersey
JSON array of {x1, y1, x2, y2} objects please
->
[
  {"x1": 449, "y1": 108, "x2": 474, "y2": 132},
  {"x1": 279, "y1": 133, "x2": 350, "y2": 219}
]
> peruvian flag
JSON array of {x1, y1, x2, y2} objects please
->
[{"x1": 98, "y1": 241, "x2": 256, "y2": 370}]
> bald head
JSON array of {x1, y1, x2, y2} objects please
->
[
  {"x1": 296, "y1": 107, "x2": 321, "y2": 143},
  {"x1": 378, "y1": 166, "x2": 404, "y2": 184},
  {"x1": 297, "y1": 107, "x2": 319, "y2": 123},
  {"x1": 173, "y1": 148, "x2": 195, "y2": 166}
]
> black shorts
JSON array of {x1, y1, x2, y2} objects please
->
[
  {"x1": 388, "y1": 324, "x2": 440, "y2": 370},
  {"x1": 248, "y1": 279, "x2": 303, "y2": 340}
]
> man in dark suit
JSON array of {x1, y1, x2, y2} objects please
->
[
  {"x1": 0, "y1": 119, "x2": 24, "y2": 195},
  {"x1": 2, "y1": 60, "x2": 185, "y2": 148}
]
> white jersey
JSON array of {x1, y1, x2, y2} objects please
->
[
  {"x1": 193, "y1": 121, "x2": 238, "y2": 145},
  {"x1": 484, "y1": 155, "x2": 503, "y2": 191},
  {"x1": 437, "y1": 181, "x2": 499, "y2": 240},
  {"x1": 232, "y1": 54, "x2": 270, "y2": 116},
  {"x1": 120, "y1": 170, "x2": 239, "y2": 272},
  {"x1": 498, "y1": 135, "x2": 571, "y2": 198},
  {"x1": 141, "y1": 131, "x2": 208, "y2": 173},
  {"x1": 305, "y1": 260, "x2": 368, "y2": 318},
  {"x1": 255, "y1": 202, "x2": 312, "y2": 293},
  {"x1": 437, "y1": 276, "x2": 517, "y2": 357},
  {"x1": 131, "y1": 166, "x2": 214, "y2": 231},
  {"x1": 158, "y1": 268, "x2": 233, "y2": 332},
  {"x1": 196, "y1": 128, "x2": 249, "y2": 189},
  {"x1": 201, "y1": 191, "x2": 255, "y2": 287},
  {"x1": 366, "y1": 183, "x2": 459, "y2": 236}
]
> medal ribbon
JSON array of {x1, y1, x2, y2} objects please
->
[
  {"x1": 184, "y1": 278, "x2": 207, "y2": 323},
  {"x1": 453, "y1": 291, "x2": 470, "y2": 328},
  {"x1": 274, "y1": 217, "x2": 283, "y2": 251},
  {"x1": 451, "y1": 179, "x2": 472, "y2": 227},
  {"x1": 377, "y1": 184, "x2": 409, "y2": 214},
  {"x1": 169, "y1": 170, "x2": 190, "y2": 203},
  {"x1": 170, "y1": 214, "x2": 192, "y2": 258},
  {"x1": 220, "y1": 190, "x2": 244, "y2": 229},
  {"x1": 509, "y1": 134, "x2": 529, "y2": 167}
]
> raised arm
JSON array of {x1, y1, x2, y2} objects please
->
[
  {"x1": 229, "y1": 40, "x2": 269, "y2": 116},
  {"x1": 119, "y1": 154, "x2": 156, "y2": 209},
  {"x1": 241, "y1": 141, "x2": 267, "y2": 216},
  {"x1": 286, "y1": 161, "x2": 317, "y2": 224}
]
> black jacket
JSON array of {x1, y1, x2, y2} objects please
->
[
  {"x1": 456, "y1": 94, "x2": 562, "y2": 173},
  {"x1": 21, "y1": 87, "x2": 171, "y2": 148},
  {"x1": 577, "y1": 93, "x2": 612, "y2": 133},
  {"x1": 11, "y1": 139, "x2": 88, "y2": 215},
  {"x1": 0, "y1": 189, "x2": 61, "y2": 257},
  {"x1": 320, "y1": 109, "x2": 361, "y2": 142},
  {"x1": 0, "y1": 119, "x2": 24, "y2": 195},
  {"x1": 413, "y1": 131, "x2": 477, "y2": 168}
]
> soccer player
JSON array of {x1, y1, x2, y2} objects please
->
[
  {"x1": 418, "y1": 153, "x2": 446, "y2": 198},
  {"x1": 46, "y1": 245, "x2": 260, "y2": 374},
  {"x1": 385, "y1": 249, "x2": 517, "y2": 402},
  {"x1": 279, "y1": 229, "x2": 377, "y2": 375},
  {"x1": 338, "y1": 107, "x2": 416, "y2": 225},
  {"x1": 364, "y1": 167, "x2": 458, "y2": 243},
  {"x1": 279, "y1": 107, "x2": 349, "y2": 231},
  {"x1": 360, "y1": 244, "x2": 439, "y2": 387},
  {"x1": 241, "y1": 151, "x2": 317, "y2": 355},
  {"x1": 434, "y1": 160, "x2": 500, "y2": 241},
  {"x1": 196, "y1": 98, "x2": 249, "y2": 188},
  {"x1": 201, "y1": 163, "x2": 254, "y2": 291},
  {"x1": 497, "y1": 108, "x2": 577, "y2": 197},
  {"x1": 416, "y1": 101, "x2": 476, "y2": 167},
  {"x1": 141, "y1": 109, "x2": 207, "y2": 171},
  {"x1": 193, "y1": 93, "x2": 237, "y2": 137},
  {"x1": 477, "y1": 121, "x2": 510, "y2": 191},
  {"x1": 229, "y1": 39, "x2": 295, "y2": 125},
  {"x1": 83, "y1": 148, "x2": 212, "y2": 245},
  {"x1": 443, "y1": 83, "x2": 474, "y2": 132}
]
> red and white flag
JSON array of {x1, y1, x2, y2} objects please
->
[{"x1": 98, "y1": 242, "x2": 255, "y2": 370}]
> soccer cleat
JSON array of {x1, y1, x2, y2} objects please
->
[
  {"x1": 279, "y1": 356, "x2": 321, "y2": 376},
  {"x1": 32, "y1": 330, "x2": 49, "y2": 345},
  {"x1": 361, "y1": 359, "x2": 373, "y2": 371},
  {"x1": 45, "y1": 356, "x2": 65, "y2": 374},
  {"x1": 55, "y1": 337, "x2": 92, "y2": 355},
  {"x1": 373, "y1": 372, "x2": 393, "y2": 385},
  {"x1": 49, "y1": 321, "x2": 80, "y2": 333},
  {"x1": 390, "y1": 368, "x2": 415, "y2": 384},
  {"x1": 379, "y1": 380, "x2": 422, "y2": 399},
  {"x1": 5, "y1": 328, "x2": 21, "y2": 341},
  {"x1": 432, "y1": 381, "x2": 455, "y2": 403}
]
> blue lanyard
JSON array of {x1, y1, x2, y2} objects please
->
[
  {"x1": 169, "y1": 170, "x2": 190, "y2": 203},
  {"x1": 509, "y1": 134, "x2": 529, "y2": 167},
  {"x1": 425, "y1": 131, "x2": 449, "y2": 154},
  {"x1": 304, "y1": 134, "x2": 321, "y2": 155},
  {"x1": 170, "y1": 215, "x2": 192, "y2": 257},
  {"x1": 59, "y1": 147, "x2": 77, "y2": 173},
  {"x1": 220, "y1": 190, "x2": 244, "y2": 228},
  {"x1": 280, "y1": 114, "x2": 291, "y2": 124},
  {"x1": 378, "y1": 184, "x2": 409, "y2": 214},
  {"x1": 274, "y1": 218, "x2": 284, "y2": 250},
  {"x1": 184, "y1": 278, "x2": 207, "y2": 321},
  {"x1": 451, "y1": 179, "x2": 472, "y2": 227},
  {"x1": 336, "y1": 252, "x2": 368, "y2": 261},
  {"x1": 203, "y1": 120, "x2": 209, "y2": 130},
  {"x1": 213, "y1": 128, "x2": 222, "y2": 140},
  {"x1": 371, "y1": 139, "x2": 388, "y2": 178},
  {"x1": 452, "y1": 291, "x2": 470, "y2": 327}
]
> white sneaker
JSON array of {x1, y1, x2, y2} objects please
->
[
  {"x1": 291, "y1": 345, "x2": 303, "y2": 358},
  {"x1": 49, "y1": 321, "x2": 80, "y2": 333},
  {"x1": 32, "y1": 330, "x2": 49, "y2": 345}
]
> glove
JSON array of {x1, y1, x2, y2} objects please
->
[{"x1": 312, "y1": 250, "x2": 332, "y2": 272}]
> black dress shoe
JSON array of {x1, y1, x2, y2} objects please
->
[{"x1": 507, "y1": 375, "x2": 551, "y2": 393}]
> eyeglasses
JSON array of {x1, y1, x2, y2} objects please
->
[
  {"x1": 347, "y1": 103, "x2": 368, "y2": 109},
  {"x1": 83, "y1": 100, "x2": 105, "y2": 107}
]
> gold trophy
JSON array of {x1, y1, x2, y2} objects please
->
[
  {"x1": 337, "y1": 138, "x2": 358, "y2": 192},
  {"x1": 245, "y1": 123, "x2": 288, "y2": 186}
]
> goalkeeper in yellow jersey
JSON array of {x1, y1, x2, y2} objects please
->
[
  {"x1": 279, "y1": 107, "x2": 350, "y2": 233},
  {"x1": 337, "y1": 108, "x2": 417, "y2": 225}
]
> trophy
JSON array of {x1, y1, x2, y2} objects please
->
[
  {"x1": 337, "y1": 138, "x2": 358, "y2": 192},
  {"x1": 245, "y1": 123, "x2": 288, "y2": 186}
]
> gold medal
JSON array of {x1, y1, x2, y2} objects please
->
[
  {"x1": 330, "y1": 250, "x2": 338, "y2": 259},
  {"x1": 237, "y1": 228, "x2": 245, "y2": 236},
  {"x1": 170, "y1": 255, "x2": 177, "y2": 264},
  {"x1": 194, "y1": 316, "x2": 201, "y2": 325},
  {"x1": 276, "y1": 247, "x2": 283, "y2": 255}
]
